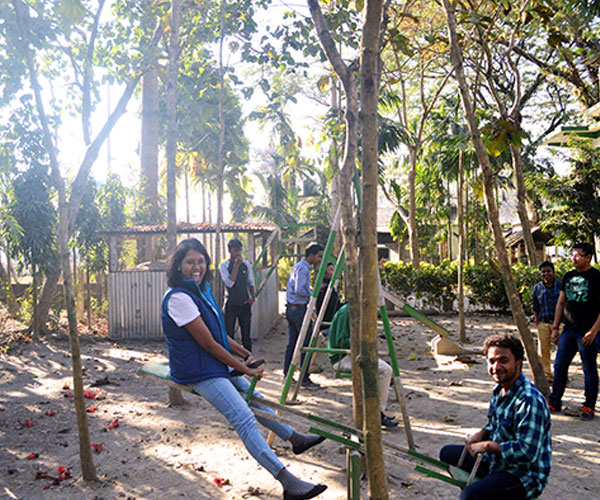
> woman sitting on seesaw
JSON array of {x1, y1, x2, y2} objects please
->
[{"x1": 162, "y1": 238, "x2": 327, "y2": 500}]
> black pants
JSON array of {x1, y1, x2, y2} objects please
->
[
  {"x1": 224, "y1": 301, "x2": 252, "y2": 351},
  {"x1": 439, "y1": 445, "x2": 527, "y2": 500}
]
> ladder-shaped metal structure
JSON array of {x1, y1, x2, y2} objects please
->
[{"x1": 272, "y1": 203, "x2": 416, "y2": 450}]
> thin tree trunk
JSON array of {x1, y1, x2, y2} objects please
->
[
  {"x1": 37, "y1": 266, "x2": 60, "y2": 334},
  {"x1": 140, "y1": 60, "x2": 159, "y2": 262},
  {"x1": 166, "y1": 0, "x2": 184, "y2": 407},
  {"x1": 12, "y1": 0, "x2": 100, "y2": 479},
  {"x1": 408, "y1": 146, "x2": 420, "y2": 268},
  {"x1": 458, "y1": 150, "x2": 466, "y2": 342},
  {"x1": 32, "y1": 266, "x2": 39, "y2": 340},
  {"x1": 511, "y1": 144, "x2": 537, "y2": 266},
  {"x1": 442, "y1": 0, "x2": 549, "y2": 395},
  {"x1": 86, "y1": 266, "x2": 92, "y2": 329},
  {"x1": 360, "y1": 0, "x2": 388, "y2": 496},
  {"x1": 215, "y1": 0, "x2": 226, "y2": 307},
  {"x1": 307, "y1": 0, "x2": 364, "y2": 430},
  {"x1": 0, "y1": 258, "x2": 18, "y2": 316}
]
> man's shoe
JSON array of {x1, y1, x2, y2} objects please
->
[
  {"x1": 301, "y1": 377, "x2": 320, "y2": 389},
  {"x1": 381, "y1": 412, "x2": 398, "y2": 428},
  {"x1": 581, "y1": 406, "x2": 595, "y2": 420}
]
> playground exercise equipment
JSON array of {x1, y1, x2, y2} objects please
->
[
  {"x1": 273, "y1": 205, "x2": 415, "y2": 451},
  {"x1": 138, "y1": 362, "x2": 478, "y2": 498}
]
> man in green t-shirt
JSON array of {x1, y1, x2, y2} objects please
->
[{"x1": 327, "y1": 304, "x2": 397, "y2": 427}]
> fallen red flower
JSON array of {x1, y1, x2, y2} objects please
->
[
  {"x1": 83, "y1": 391, "x2": 96, "y2": 399},
  {"x1": 86, "y1": 406, "x2": 96, "y2": 413},
  {"x1": 106, "y1": 419, "x2": 119, "y2": 430},
  {"x1": 91, "y1": 442, "x2": 104, "y2": 454},
  {"x1": 46, "y1": 410, "x2": 57, "y2": 417},
  {"x1": 19, "y1": 420, "x2": 37, "y2": 428},
  {"x1": 57, "y1": 465, "x2": 73, "y2": 481},
  {"x1": 213, "y1": 477, "x2": 229, "y2": 486},
  {"x1": 62, "y1": 384, "x2": 70, "y2": 390},
  {"x1": 63, "y1": 392, "x2": 74, "y2": 398},
  {"x1": 27, "y1": 452, "x2": 39, "y2": 460}
]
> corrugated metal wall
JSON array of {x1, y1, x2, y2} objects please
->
[
  {"x1": 108, "y1": 268, "x2": 280, "y2": 341},
  {"x1": 108, "y1": 271, "x2": 165, "y2": 339}
]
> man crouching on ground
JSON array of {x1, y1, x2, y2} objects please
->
[{"x1": 439, "y1": 333, "x2": 552, "y2": 500}]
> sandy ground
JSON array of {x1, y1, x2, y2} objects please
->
[{"x1": 1, "y1": 312, "x2": 599, "y2": 500}]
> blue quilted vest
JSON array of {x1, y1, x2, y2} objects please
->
[{"x1": 161, "y1": 283, "x2": 231, "y2": 384}]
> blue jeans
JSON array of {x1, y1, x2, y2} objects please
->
[
  {"x1": 549, "y1": 326, "x2": 599, "y2": 411},
  {"x1": 440, "y1": 445, "x2": 526, "y2": 500},
  {"x1": 192, "y1": 375, "x2": 294, "y2": 477},
  {"x1": 284, "y1": 305, "x2": 312, "y2": 379}
]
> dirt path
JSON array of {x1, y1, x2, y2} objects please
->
[{"x1": 1, "y1": 313, "x2": 598, "y2": 499}]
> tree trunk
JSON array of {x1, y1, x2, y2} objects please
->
[
  {"x1": 307, "y1": 0, "x2": 364, "y2": 429},
  {"x1": 0, "y1": 259, "x2": 17, "y2": 316},
  {"x1": 214, "y1": 0, "x2": 227, "y2": 307},
  {"x1": 511, "y1": 144, "x2": 538, "y2": 266},
  {"x1": 37, "y1": 266, "x2": 61, "y2": 334},
  {"x1": 458, "y1": 150, "x2": 466, "y2": 342},
  {"x1": 442, "y1": 0, "x2": 549, "y2": 395},
  {"x1": 360, "y1": 0, "x2": 388, "y2": 497},
  {"x1": 12, "y1": 0, "x2": 100, "y2": 479},
  {"x1": 32, "y1": 266, "x2": 39, "y2": 340},
  {"x1": 408, "y1": 146, "x2": 420, "y2": 268},
  {"x1": 166, "y1": 0, "x2": 184, "y2": 407},
  {"x1": 140, "y1": 60, "x2": 159, "y2": 262}
]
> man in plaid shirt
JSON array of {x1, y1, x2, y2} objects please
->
[
  {"x1": 440, "y1": 334, "x2": 552, "y2": 500},
  {"x1": 532, "y1": 261, "x2": 562, "y2": 381}
]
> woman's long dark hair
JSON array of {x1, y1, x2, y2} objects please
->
[{"x1": 166, "y1": 238, "x2": 213, "y2": 292}]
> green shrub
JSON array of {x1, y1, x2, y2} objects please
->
[
  {"x1": 381, "y1": 258, "x2": 574, "y2": 312},
  {"x1": 463, "y1": 262, "x2": 508, "y2": 310},
  {"x1": 278, "y1": 257, "x2": 295, "y2": 291},
  {"x1": 380, "y1": 260, "x2": 456, "y2": 311}
]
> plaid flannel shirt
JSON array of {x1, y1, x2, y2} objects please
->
[
  {"x1": 484, "y1": 373, "x2": 552, "y2": 500},
  {"x1": 532, "y1": 279, "x2": 562, "y2": 323}
]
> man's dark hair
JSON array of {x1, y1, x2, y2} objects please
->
[
  {"x1": 166, "y1": 238, "x2": 212, "y2": 292},
  {"x1": 573, "y1": 242, "x2": 595, "y2": 257},
  {"x1": 228, "y1": 238, "x2": 243, "y2": 250},
  {"x1": 538, "y1": 260, "x2": 554, "y2": 271},
  {"x1": 483, "y1": 333, "x2": 524, "y2": 362},
  {"x1": 305, "y1": 243, "x2": 324, "y2": 258}
]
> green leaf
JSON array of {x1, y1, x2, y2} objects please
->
[
  {"x1": 60, "y1": 0, "x2": 86, "y2": 26},
  {"x1": 485, "y1": 132, "x2": 508, "y2": 158}
]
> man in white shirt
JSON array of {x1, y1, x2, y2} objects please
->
[{"x1": 219, "y1": 239, "x2": 256, "y2": 350}]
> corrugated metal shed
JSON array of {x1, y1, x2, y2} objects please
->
[
  {"x1": 108, "y1": 271, "x2": 165, "y2": 339},
  {"x1": 101, "y1": 223, "x2": 280, "y2": 340}
]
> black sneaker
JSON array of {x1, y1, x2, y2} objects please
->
[
  {"x1": 301, "y1": 377, "x2": 320, "y2": 389},
  {"x1": 381, "y1": 412, "x2": 398, "y2": 428}
]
